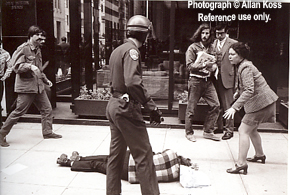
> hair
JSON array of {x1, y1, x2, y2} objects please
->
[
  {"x1": 215, "y1": 23, "x2": 228, "y2": 32},
  {"x1": 230, "y1": 42, "x2": 251, "y2": 59},
  {"x1": 61, "y1": 37, "x2": 67, "y2": 42},
  {"x1": 127, "y1": 30, "x2": 148, "y2": 43},
  {"x1": 27, "y1": 25, "x2": 42, "y2": 39},
  {"x1": 41, "y1": 30, "x2": 47, "y2": 37},
  {"x1": 189, "y1": 23, "x2": 214, "y2": 45}
]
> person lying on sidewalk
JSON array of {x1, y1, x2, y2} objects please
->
[{"x1": 57, "y1": 149, "x2": 198, "y2": 183}]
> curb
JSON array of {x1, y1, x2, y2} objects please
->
[{"x1": 16, "y1": 115, "x2": 288, "y2": 133}]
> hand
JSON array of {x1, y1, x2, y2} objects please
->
[
  {"x1": 47, "y1": 80, "x2": 53, "y2": 87},
  {"x1": 30, "y1": 65, "x2": 39, "y2": 72},
  {"x1": 223, "y1": 107, "x2": 236, "y2": 120},
  {"x1": 1, "y1": 72, "x2": 11, "y2": 81},
  {"x1": 211, "y1": 64, "x2": 217, "y2": 71},
  {"x1": 30, "y1": 65, "x2": 42, "y2": 76},
  {"x1": 205, "y1": 61, "x2": 216, "y2": 68},
  {"x1": 191, "y1": 163, "x2": 199, "y2": 171},
  {"x1": 150, "y1": 108, "x2": 163, "y2": 126}
]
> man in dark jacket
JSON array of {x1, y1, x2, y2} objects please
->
[
  {"x1": 105, "y1": 15, "x2": 162, "y2": 195},
  {"x1": 212, "y1": 24, "x2": 237, "y2": 140},
  {"x1": 57, "y1": 149, "x2": 194, "y2": 183}
]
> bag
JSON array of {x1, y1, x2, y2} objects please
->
[
  {"x1": 179, "y1": 165, "x2": 211, "y2": 188},
  {"x1": 128, "y1": 149, "x2": 180, "y2": 183}
]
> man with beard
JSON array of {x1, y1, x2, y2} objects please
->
[{"x1": 184, "y1": 23, "x2": 220, "y2": 142}]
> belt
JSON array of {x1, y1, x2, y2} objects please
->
[
  {"x1": 112, "y1": 92, "x2": 130, "y2": 102},
  {"x1": 190, "y1": 76, "x2": 209, "y2": 81}
]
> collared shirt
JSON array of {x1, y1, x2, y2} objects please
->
[
  {"x1": 217, "y1": 37, "x2": 227, "y2": 51},
  {"x1": 0, "y1": 48, "x2": 11, "y2": 78}
]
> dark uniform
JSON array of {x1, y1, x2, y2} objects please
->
[{"x1": 106, "y1": 39, "x2": 159, "y2": 195}]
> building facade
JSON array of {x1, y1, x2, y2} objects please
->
[{"x1": 1, "y1": 0, "x2": 289, "y2": 117}]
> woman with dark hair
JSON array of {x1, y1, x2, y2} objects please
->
[{"x1": 224, "y1": 42, "x2": 278, "y2": 174}]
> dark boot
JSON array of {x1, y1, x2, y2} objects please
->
[{"x1": 0, "y1": 133, "x2": 9, "y2": 147}]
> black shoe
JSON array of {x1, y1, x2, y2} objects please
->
[
  {"x1": 222, "y1": 131, "x2": 233, "y2": 140},
  {"x1": 43, "y1": 133, "x2": 62, "y2": 139},
  {"x1": 0, "y1": 134, "x2": 9, "y2": 147},
  {"x1": 246, "y1": 155, "x2": 266, "y2": 164},
  {"x1": 57, "y1": 154, "x2": 71, "y2": 166},
  {"x1": 214, "y1": 128, "x2": 224, "y2": 134},
  {"x1": 70, "y1": 151, "x2": 81, "y2": 161},
  {"x1": 227, "y1": 164, "x2": 248, "y2": 175}
]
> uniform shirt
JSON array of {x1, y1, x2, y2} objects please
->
[
  {"x1": 0, "y1": 48, "x2": 12, "y2": 78},
  {"x1": 186, "y1": 41, "x2": 214, "y2": 78},
  {"x1": 109, "y1": 39, "x2": 155, "y2": 111}
]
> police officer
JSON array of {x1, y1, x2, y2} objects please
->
[{"x1": 106, "y1": 15, "x2": 162, "y2": 195}]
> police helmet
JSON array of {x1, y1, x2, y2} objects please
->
[
  {"x1": 127, "y1": 15, "x2": 152, "y2": 32},
  {"x1": 126, "y1": 15, "x2": 152, "y2": 43}
]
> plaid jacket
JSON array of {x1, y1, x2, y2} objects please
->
[
  {"x1": 128, "y1": 149, "x2": 180, "y2": 183},
  {"x1": 232, "y1": 60, "x2": 278, "y2": 113}
]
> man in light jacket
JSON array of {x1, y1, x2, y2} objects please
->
[{"x1": 0, "y1": 25, "x2": 62, "y2": 147}]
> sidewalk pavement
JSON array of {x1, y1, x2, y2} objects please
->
[{"x1": 0, "y1": 122, "x2": 288, "y2": 195}]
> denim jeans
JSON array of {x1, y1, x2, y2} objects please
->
[{"x1": 185, "y1": 77, "x2": 220, "y2": 134}]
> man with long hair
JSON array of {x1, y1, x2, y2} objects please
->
[{"x1": 185, "y1": 23, "x2": 220, "y2": 142}]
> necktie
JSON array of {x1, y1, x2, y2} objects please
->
[{"x1": 217, "y1": 41, "x2": 222, "y2": 51}]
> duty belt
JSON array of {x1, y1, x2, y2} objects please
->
[{"x1": 112, "y1": 92, "x2": 130, "y2": 102}]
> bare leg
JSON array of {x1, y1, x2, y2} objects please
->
[
  {"x1": 237, "y1": 122, "x2": 258, "y2": 166},
  {"x1": 249, "y1": 128, "x2": 264, "y2": 157}
]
